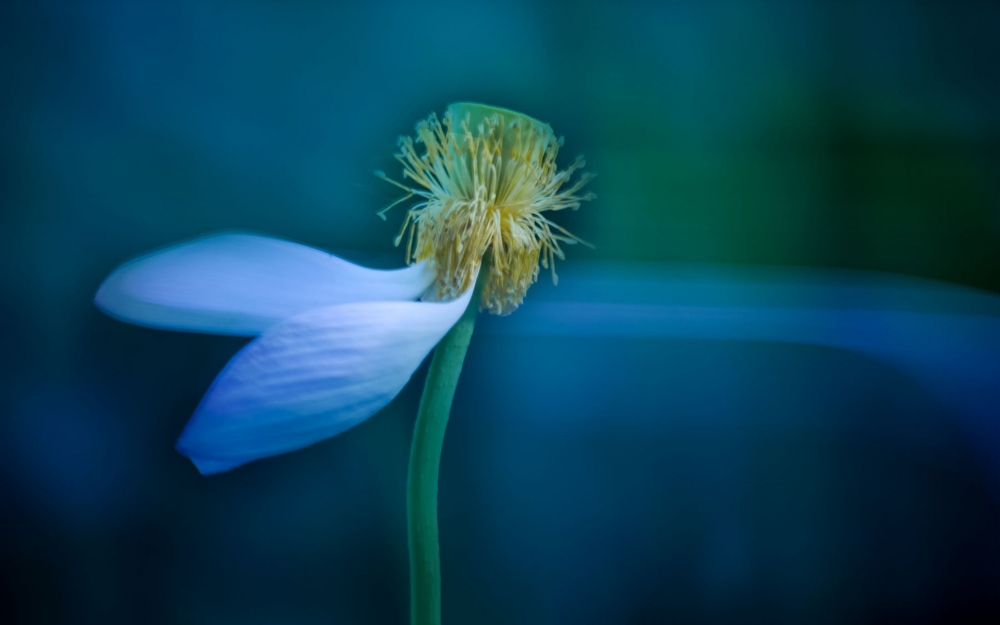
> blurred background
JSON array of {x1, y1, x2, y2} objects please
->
[{"x1": 2, "y1": 1, "x2": 999, "y2": 623}]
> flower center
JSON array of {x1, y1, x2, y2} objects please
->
[{"x1": 378, "y1": 102, "x2": 594, "y2": 315}]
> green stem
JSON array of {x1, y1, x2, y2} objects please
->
[{"x1": 407, "y1": 265, "x2": 486, "y2": 625}]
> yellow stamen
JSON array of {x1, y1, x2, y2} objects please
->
[{"x1": 379, "y1": 102, "x2": 595, "y2": 315}]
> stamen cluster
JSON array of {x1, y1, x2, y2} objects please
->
[{"x1": 379, "y1": 103, "x2": 594, "y2": 315}]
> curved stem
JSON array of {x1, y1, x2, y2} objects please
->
[{"x1": 407, "y1": 266, "x2": 486, "y2": 625}]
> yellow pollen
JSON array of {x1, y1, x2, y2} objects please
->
[{"x1": 378, "y1": 102, "x2": 595, "y2": 315}]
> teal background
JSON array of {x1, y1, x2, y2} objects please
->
[{"x1": 2, "y1": 1, "x2": 999, "y2": 623}]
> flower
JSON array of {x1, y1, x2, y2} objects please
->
[{"x1": 94, "y1": 103, "x2": 591, "y2": 474}]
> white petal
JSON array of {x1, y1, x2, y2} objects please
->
[
  {"x1": 95, "y1": 232, "x2": 434, "y2": 335},
  {"x1": 174, "y1": 285, "x2": 474, "y2": 474}
]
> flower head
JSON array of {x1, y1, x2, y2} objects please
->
[
  {"x1": 93, "y1": 103, "x2": 594, "y2": 474},
  {"x1": 379, "y1": 102, "x2": 594, "y2": 315}
]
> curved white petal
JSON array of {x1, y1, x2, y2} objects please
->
[
  {"x1": 94, "y1": 232, "x2": 435, "y2": 335},
  {"x1": 174, "y1": 285, "x2": 474, "y2": 474}
]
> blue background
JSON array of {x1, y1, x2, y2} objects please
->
[{"x1": 2, "y1": 1, "x2": 999, "y2": 623}]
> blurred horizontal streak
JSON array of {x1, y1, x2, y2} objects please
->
[
  {"x1": 479, "y1": 262, "x2": 1000, "y2": 488},
  {"x1": 498, "y1": 262, "x2": 1000, "y2": 315}
]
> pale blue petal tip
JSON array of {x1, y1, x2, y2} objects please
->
[
  {"x1": 182, "y1": 452, "x2": 247, "y2": 476},
  {"x1": 176, "y1": 436, "x2": 247, "y2": 475}
]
